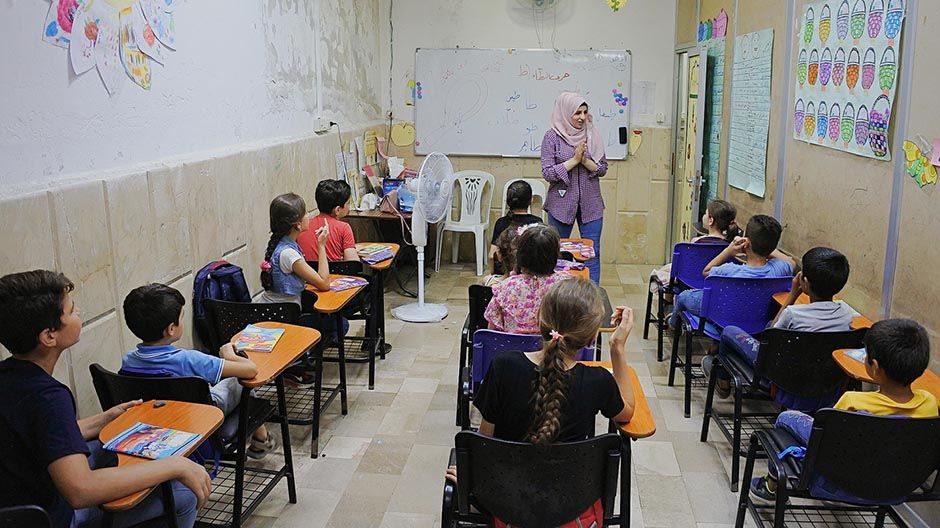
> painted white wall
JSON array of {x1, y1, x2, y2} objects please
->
[
  {"x1": 387, "y1": 0, "x2": 677, "y2": 129},
  {"x1": 0, "y1": 0, "x2": 384, "y2": 193}
]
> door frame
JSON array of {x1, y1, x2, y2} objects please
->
[{"x1": 666, "y1": 41, "x2": 703, "y2": 256}]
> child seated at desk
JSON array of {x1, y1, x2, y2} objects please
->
[
  {"x1": 121, "y1": 284, "x2": 277, "y2": 459},
  {"x1": 299, "y1": 179, "x2": 359, "y2": 262},
  {"x1": 750, "y1": 319, "x2": 938, "y2": 503},
  {"x1": 489, "y1": 180, "x2": 543, "y2": 263},
  {"x1": 710, "y1": 247, "x2": 856, "y2": 402},
  {"x1": 669, "y1": 214, "x2": 796, "y2": 330},
  {"x1": 0, "y1": 270, "x2": 210, "y2": 528},
  {"x1": 481, "y1": 225, "x2": 520, "y2": 288},
  {"x1": 484, "y1": 224, "x2": 571, "y2": 334}
]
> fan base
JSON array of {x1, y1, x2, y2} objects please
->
[{"x1": 391, "y1": 303, "x2": 448, "y2": 323}]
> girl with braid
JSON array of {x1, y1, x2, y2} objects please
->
[
  {"x1": 259, "y1": 193, "x2": 331, "y2": 306},
  {"x1": 446, "y1": 280, "x2": 638, "y2": 525}
]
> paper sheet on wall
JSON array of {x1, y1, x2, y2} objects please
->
[
  {"x1": 702, "y1": 38, "x2": 725, "y2": 204},
  {"x1": 631, "y1": 81, "x2": 655, "y2": 116},
  {"x1": 728, "y1": 29, "x2": 774, "y2": 198},
  {"x1": 792, "y1": 0, "x2": 905, "y2": 161}
]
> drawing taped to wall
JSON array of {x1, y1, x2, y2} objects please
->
[
  {"x1": 41, "y1": 0, "x2": 177, "y2": 95},
  {"x1": 793, "y1": 0, "x2": 905, "y2": 161},
  {"x1": 903, "y1": 140, "x2": 938, "y2": 188}
]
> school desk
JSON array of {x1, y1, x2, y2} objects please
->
[
  {"x1": 832, "y1": 349, "x2": 940, "y2": 404},
  {"x1": 99, "y1": 400, "x2": 223, "y2": 512},
  {"x1": 305, "y1": 276, "x2": 366, "y2": 433},
  {"x1": 346, "y1": 210, "x2": 419, "y2": 297},
  {"x1": 559, "y1": 265, "x2": 590, "y2": 280},
  {"x1": 579, "y1": 361, "x2": 656, "y2": 527},
  {"x1": 230, "y1": 322, "x2": 320, "y2": 526},
  {"x1": 357, "y1": 242, "x2": 400, "y2": 366},
  {"x1": 560, "y1": 238, "x2": 594, "y2": 262},
  {"x1": 771, "y1": 292, "x2": 874, "y2": 329}
]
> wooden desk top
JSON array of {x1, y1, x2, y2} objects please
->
[
  {"x1": 306, "y1": 274, "x2": 366, "y2": 314},
  {"x1": 356, "y1": 242, "x2": 400, "y2": 271},
  {"x1": 234, "y1": 322, "x2": 321, "y2": 389},
  {"x1": 832, "y1": 349, "x2": 940, "y2": 403},
  {"x1": 559, "y1": 266, "x2": 590, "y2": 281},
  {"x1": 347, "y1": 209, "x2": 412, "y2": 220},
  {"x1": 771, "y1": 292, "x2": 874, "y2": 329},
  {"x1": 560, "y1": 238, "x2": 594, "y2": 262},
  {"x1": 100, "y1": 400, "x2": 224, "y2": 511},
  {"x1": 579, "y1": 362, "x2": 656, "y2": 439}
]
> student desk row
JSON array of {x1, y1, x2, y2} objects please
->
[
  {"x1": 102, "y1": 321, "x2": 320, "y2": 527},
  {"x1": 346, "y1": 210, "x2": 417, "y2": 297}
]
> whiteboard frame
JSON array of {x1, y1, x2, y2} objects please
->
[{"x1": 414, "y1": 47, "x2": 632, "y2": 159}]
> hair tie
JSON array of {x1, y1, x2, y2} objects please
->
[
  {"x1": 516, "y1": 223, "x2": 540, "y2": 236},
  {"x1": 549, "y1": 329, "x2": 564, "y2": 342},
  {"x1": 260, "y1": 261, "x2": 272, "y2": 271}
]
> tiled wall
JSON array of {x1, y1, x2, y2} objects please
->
[
  {"x1": 0, "y1": 127, "x2": 377, "y2": 417},
  {"x1": 389, "y1": 126, "x2": 673, "y2": 267}
]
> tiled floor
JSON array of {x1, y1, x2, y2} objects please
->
[{"x1": 240, "y1": 262, "x2": 754, "y2": 528}]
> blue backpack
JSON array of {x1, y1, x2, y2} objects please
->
[{"x1": 193, "y1": 261, "x2": 251, "y2": 351}]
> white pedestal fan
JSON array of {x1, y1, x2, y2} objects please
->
[{"x1": 391, "y1": 152, "x2": 455, "y2": 323}]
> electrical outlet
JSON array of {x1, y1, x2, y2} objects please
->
[{"x1": 314, "y1": 117, "x2": 330, "y2": 133}]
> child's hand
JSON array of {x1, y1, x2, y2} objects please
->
[
  {"x1": 315, "y1": 224, "x2": 330, "y2": 246},
  {"x1": 445, "y1": 465, "x2": 458, "y2": 484},
  {"x1": 219, "y1": 343, "x2": 237, "y2": 360},
  {"x1": 608, "y1": 306, "x2": 635, "y2": 351},
  {"x1": 729, "y1": 236, "x2": 749, "y2": 254},
  {"x1": 104, "y1": 399, "x2": 143, "y2": 422},
  {"x1": 790, "y1": 272, "x2": 804, "y2": 297}
]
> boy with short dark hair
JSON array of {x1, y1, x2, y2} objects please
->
[
  {"x1": 751, "y1": 318, "x2": 938, "y2": 502},
  {"x1": 0, "y1": 270, "x2": 210, "y2": 528},
  {"x1": 711, "y1": 247, "x2": 856, "y2": 401},
  {"x1": 121, "y1": 283, "x2": 276, "y2": 458},
  {"x1": 490, "y1": 180, "x2": 543, "y2": 261},
  {"x1": 299, "y1": 179, "x2": 358, "y2": 261},
  {"x1": 669, "y1": 214, "x2": 796, "y2": 329}
]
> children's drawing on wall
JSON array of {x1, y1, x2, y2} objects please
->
[
  {"x1": 698, "y1": 9, "x2": 728, "y2": 42},
  {"x1": 390, "y1": 123, "x2": 417, "y2": 147},
  {"x1": 903, "y1": 139, "x2": 938, "y2": 188},
  {"x1": 792, "y1": 0, "x2": 905, "y2": 161},
  {"x1": 41, "y1": 0, "x2": 178, "y2": 95}
]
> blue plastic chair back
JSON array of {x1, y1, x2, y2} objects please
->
[
  {"x1": 670, "y1": 242, "x2": 729, "y2": 290},
  {"x1": 471, "y1": 330, "x2": 593, "y2": 392},
  {"x1": 700, "y1": 275, "x2": 792, "y2": 335}
]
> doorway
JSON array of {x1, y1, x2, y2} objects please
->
[{"x1": 669, "y1": 47, "x2": 707, "y2": 248}]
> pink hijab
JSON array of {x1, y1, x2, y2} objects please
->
[{"x1": 550, "y1": 92, "x2": 606, "y2": 159}]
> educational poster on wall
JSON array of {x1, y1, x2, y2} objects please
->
[
  {"x1": 728, "y1": 29, "x2": 774, "y2": 198},
  {"x1": 792, "y1": 0, "x2": 905, "y2": 161},
  {"x1": 702, "y1": 38, "x2": 725, "y2": 206}
]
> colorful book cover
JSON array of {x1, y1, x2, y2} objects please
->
[
  {"x1": 104, "y1": 422, "x2": 201, "y2": 460},
  {"x1": 233, "y1": 324, "x2": 284, "y2": 353},
  {"x1": 330, "y1": 277, "x2": 369, "y2": 292},
  {"x1": 358, "y1": 244, "x2": 389, "y2": 256},
  {"x1": 844, "y1": 348, "x2": 867, "y2": 363},
  {"x1": 555, "y1": 258, "x2": 586, "y2": 272},
  {"x1": 361, "y1": 249, "x2": 393, "y2": 264}
]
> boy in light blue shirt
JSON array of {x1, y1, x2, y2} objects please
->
[
  {"x1": 669, "y1": 214, "x2": 796, "y2": 328},
  {"x1": 122, "y1": 284, "x2": 277, "y2": 459}
]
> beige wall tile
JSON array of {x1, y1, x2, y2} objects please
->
[
  {"x1": 617, "y1": 213, "x2": 649, "y2": 264},
  {"x1": 651, "y1": 128, "x2": 672, "y2": 182},
  {"x1": 147, "y1": 165, "x2": 192, "y2": 283},
  {"x1": 51, "y1": 180, "x2": 116, "y2": 320},
  {"x1": 647, "y1": 181, "x2": 670, "y2": 264},
  {"x1": 600, "y1": 207, "x2": 620, "y2": 265},
  {"x1": 214, "y1": 151, "x2": 250, "y2": 253},
  {"x1": 0, "y1": 191, "x2": 56, "y2": 273},
  {"x1": 182, "y1": 158, "x2": 222, "y2": 270},
  {"x1": 67, "y1": 312, "x2": 122, "y2": 417},
  {"x1": 168, "y1": 273, "x2": 196, "y2": 350},
  {"x1": 619, "y1": 161, "x2": 651, "y2": 212},
  {"x1": 105, "y1": 171, "x2": 156, "y2": 305}
]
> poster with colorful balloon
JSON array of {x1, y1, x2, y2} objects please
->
[{"x1": 793, "y1": 0, "x2": 904, "y2": 161}]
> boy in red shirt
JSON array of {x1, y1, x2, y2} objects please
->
[{"x1": 299, "y1": 179, "x2": 358, "y2": 262}]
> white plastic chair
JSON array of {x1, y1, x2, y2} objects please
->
[
  {"x1": 435, "y1": 170, "x2": 495, "y2": 276},
  {"x1": 499, "y1": 178, "x2": 547, "y2": 221}
]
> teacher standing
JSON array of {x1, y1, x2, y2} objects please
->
[{"x1": 541, "y1": 92, "x2": 608, "y2": 283}]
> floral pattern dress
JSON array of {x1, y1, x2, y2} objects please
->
[{"x1": 484, "y1": 272, "x2": 572, "y2": 334}]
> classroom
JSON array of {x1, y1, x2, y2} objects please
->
[{"x1": 2, "y1": 0, "x2": 940, "y2": 527}]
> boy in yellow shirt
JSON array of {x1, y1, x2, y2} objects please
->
[{"x1": 751, "y1": 318, "x2": 938, "y2": 501}]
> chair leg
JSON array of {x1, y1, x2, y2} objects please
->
[
  {"x1": 160, "y1": 481, "x2": 179, "y2": 528},
  {"x1": 730, "y1": 380, "x2": 744, "y2": 492},
  {"x1": 451, "y1": 232, "x2": 460, "y2": 264},
  {"x1": 311, "y1": 347, "x2": 323, "y2": 458},
  {"x1": 735, "y1": 440, "x2": 759, "y2": 528},
  {"x1": 275, "y1": 377, "x2": 297, "y2": 503},
  {"x1": 874, "y1": 508, "x2": 887, "y2": 528},
  {"x1": 336, "y1": 314, "x2": 348, "y2": 415},
  {"x1": 643, "y1": 280, "x2": 654, "y2": 340},
  {"x1": 656, "y1": 290, "x2": 666, "y2": 362},
  {"x1": 619, "y1": 435, "x2": 631, "y2": 528},
  {"x1": 668, "y1": 323, "x2": 681, "y2": 387},
  {"x1": 773, "y1": 467, "x2": 789, "y2": 528},
  {"x1": 232, "y1": 388, "x2": 250, "y2": 527},
  {"x1": 474, "y1": 228, "x2": 485, "y2": 276},
  {"x1": 684, "y1": 327, "x2": 694, "y2": 418},
  {"x1": 701, "y1": 362, "x2": 718, "y2": 442}
]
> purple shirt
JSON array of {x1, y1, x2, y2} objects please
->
[{"x1": 541, "y1": 129, "x2": 609, "y2": 225}]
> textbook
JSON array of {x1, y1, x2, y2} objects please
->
[
  {"x1": 330, "y1": 276, "x2": 369, "y2": 292},
  {"x1": 555, "y1": 259, "x2": 586, "y2": 272},
  {"x1": 103, "y1": 422, "x2": 202, "y2": 460},
  {"x1": 361, "y1": 248, "x2": 393, "y2": 264},
  {"x1": 844, "y1": 348, "x2": 867, "y2": 363},
  {"x1": 233, "y1": 324, "x2": 284, "y2": 353},
  {"x1": 358, "y1": 244, "x2": 388, "y2": 256},
  {"x1": 560, "y1": 241, "x2": 595, "y2": 258}
]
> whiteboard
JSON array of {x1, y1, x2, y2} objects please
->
[{"x1": 415, "y1": 48, "x2": 631, "y2": 159}]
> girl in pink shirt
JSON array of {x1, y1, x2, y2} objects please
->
[{"x1": 484, "y1": 224, "x2": 571, "y2": 334}]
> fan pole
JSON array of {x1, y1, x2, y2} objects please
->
[{"x1": 416, "y1": 245, "x2": 426, "y2": 308}]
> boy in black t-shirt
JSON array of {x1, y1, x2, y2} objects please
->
[
  {"x1": 489, "y1": 180, "x2": 543, "y2": 264},
  {"x1": 0, "y1": 270, "x2": 210, "y2": 528}
]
